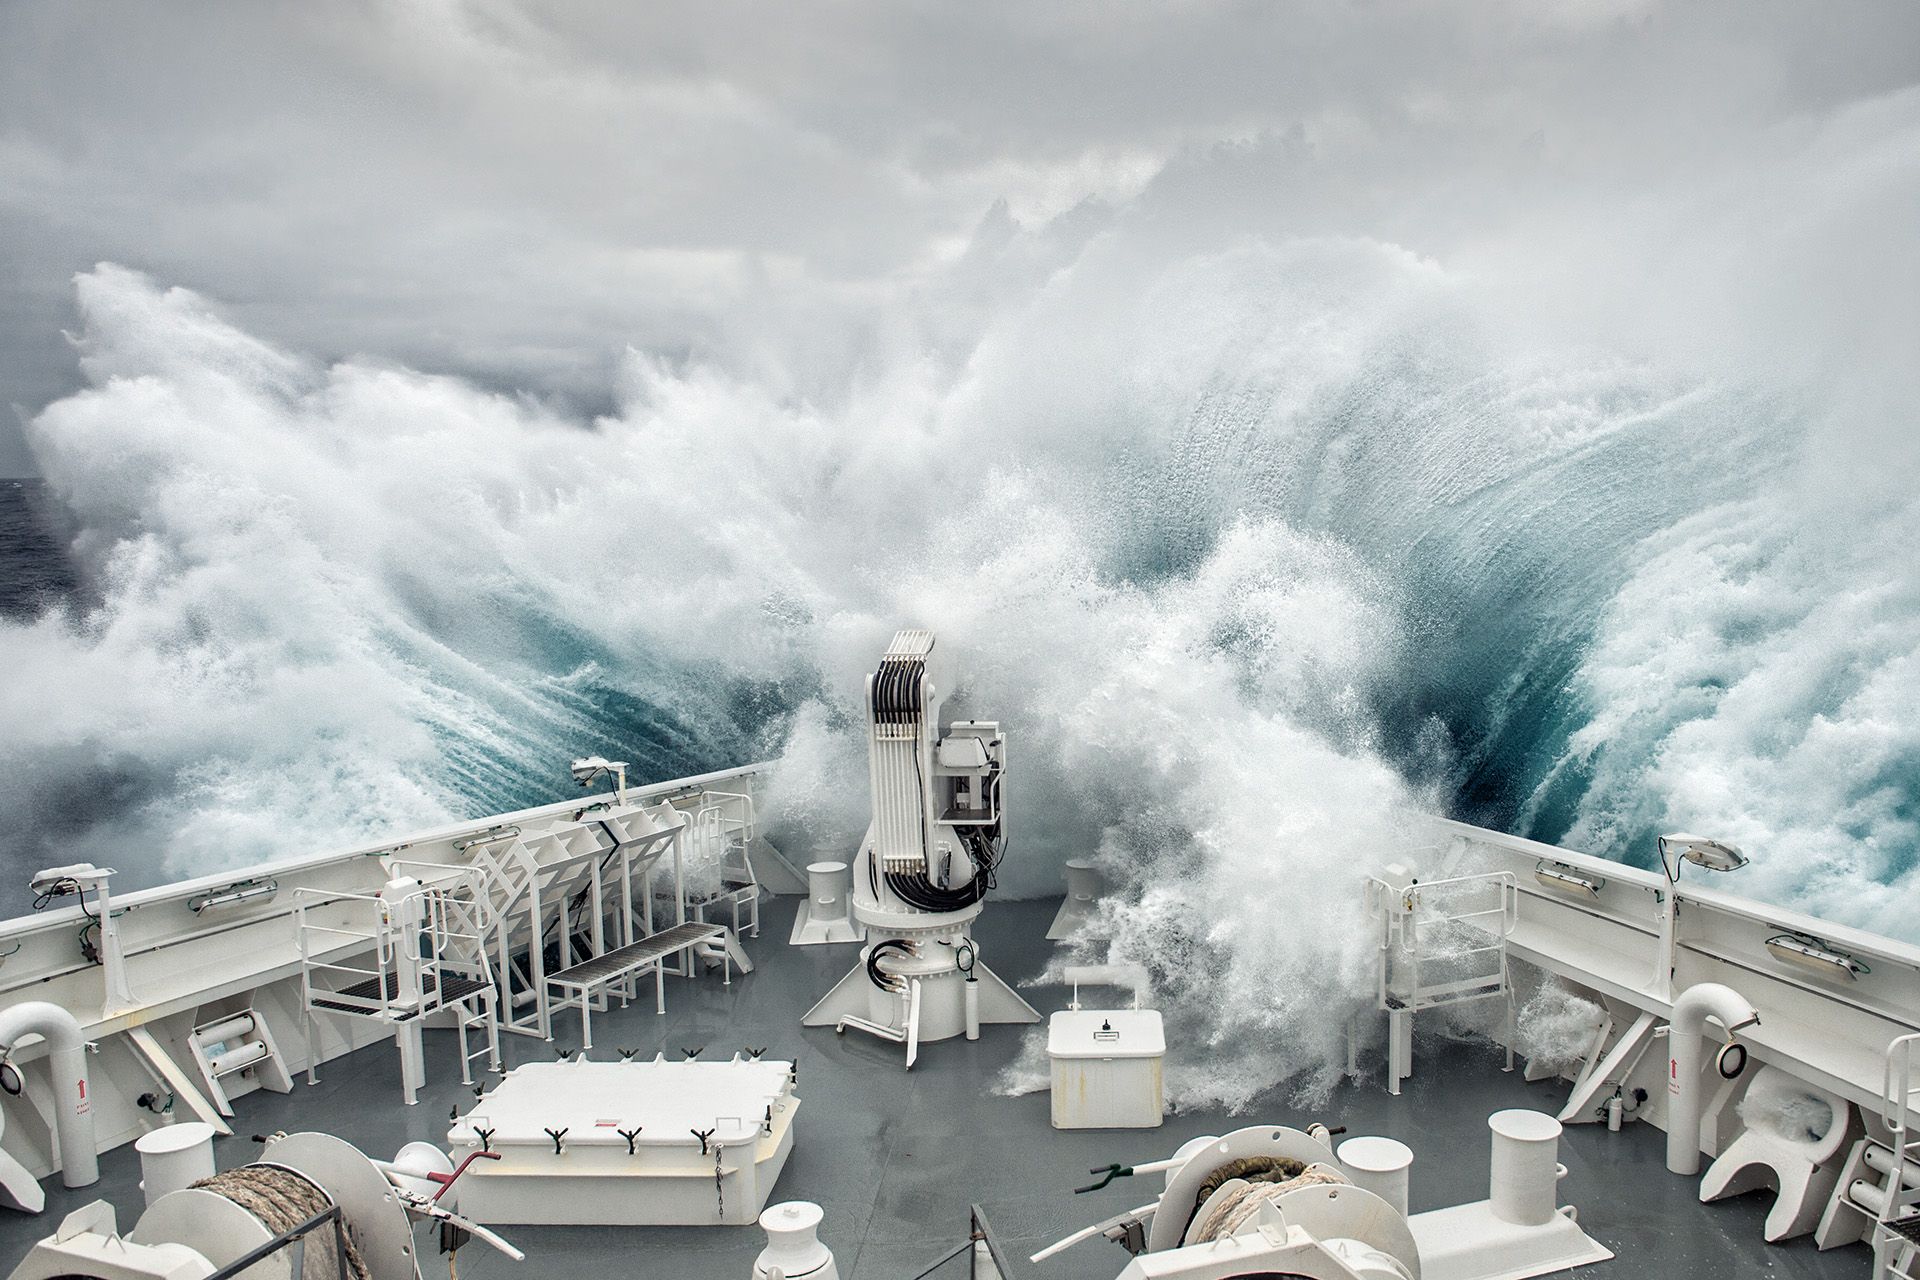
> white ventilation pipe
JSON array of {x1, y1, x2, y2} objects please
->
[
  {"x1": 0, "y1": 1001, "x2": 98, "y2": 1187},
  {"x1": 1666, "y1": 982, "x2": 1759, "y2": 1175}
]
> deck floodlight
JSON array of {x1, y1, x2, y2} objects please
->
[
  {"x1": 28, "y1": 862, "x2": 111, "y2": 899},
  {"x1": 187, "y1": 877, "x2": 278, "y2": 914},
  {"x1": 570, "y1": 756, "x2": 619, "y2": 785},
  {"x1": 1765, "y1": 932, "x2": 1869, "y2": 982},
  {"x1": 1657, "y1": 832, "x2": 1748, "y2": 882},
  {"x1": 1534, "y1": 860, "x2": 1605, "y2": 901},
  {"x1": 570, "y1": 756, "x2": 630, "y2": 805}
]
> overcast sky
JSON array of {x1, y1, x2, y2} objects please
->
[{"x1": 3, "y1": 1, "x2": 1919, "y2": 476}]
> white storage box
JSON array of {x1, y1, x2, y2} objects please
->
[{"x1": 1048, "y1": 1009, "x2": 1165, "y2": 1129}]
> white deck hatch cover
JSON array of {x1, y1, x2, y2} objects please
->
[
  {"x1": 451, "y1": 1057, "x2": 795, "y2": 1148},
  {"x1": 1047, "y1": 1009, "x2": 1165, "y2": 1059}
]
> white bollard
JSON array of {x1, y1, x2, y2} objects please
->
[
  {"x1": 135, "y1": 1123, "x2": 217, "y2": 1207},
  {"x1": 1064, "y1": 860, "x2": 1101, "y2": 906},
  {"x1": 753, "y1": 1201, "x2": 838, "y2": 1280},
  {"x1": 1047, "y1": 860, "x2": 1107, "y2": 940},
  {"x1": 791, "y1": 862, "x2": 863, "y2": 945},
  {"x1": 808, "y1": 863, "x2": 849, "y2": 920},
  {"x1": 1487, "y1": 1110, "x2": 1566, "y2": 1227},
  {"x1": 1338, "y1": 1136, "x2": 1413, "y2": 1217}
]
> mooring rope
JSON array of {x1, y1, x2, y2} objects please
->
[
  {"x1": 1191, "y1": 1163, "x2": 1349, "y2": 1244},
  {"x1": 191, "y1": 1165, "x2": 373, "y2": 1280}
]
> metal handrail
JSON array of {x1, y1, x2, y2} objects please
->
[
  {"x1": 694, "y1": 788, "x2": 756, "y2": 828},
  {"x1": 1370, "y1": 871, "x2": 1516, "y2": 1017},
  {"x1": 1877, "y1": 1033, "x2": 1920, "y2": 1277},
  {"x1": 299, "y1": 876, "x2": 498, "y2": 1023},
  {"x1": 1884, "y1": 1033, "x2": 1920, "y2": 1165},
  {"x1": 1402, "y1": 874, "x2": 1518, "y2": 953}
]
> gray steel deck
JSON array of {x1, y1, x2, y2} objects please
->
[{"x1": 0, "y1": 896, "x2": 1873, "y2": 1279}]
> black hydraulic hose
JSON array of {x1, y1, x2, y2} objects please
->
[
  {"x1": 866, "y1": 939, "x2": 916, "y2": 991},
  {"x1": 885, "y1": 869, "x2": 986, "y2": 913}
]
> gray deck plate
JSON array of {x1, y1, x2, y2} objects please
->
[{"x1": 0, "y1": 897, "x2": 1873, "y2": 1279}]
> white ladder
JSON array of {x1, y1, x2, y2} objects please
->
[
  {"x1": 690, "y1": 791, "x2": 763, "y2": 938},
  {"x1": 1876, "y1": 1033, "x2": 1920, "y2": 1278}
]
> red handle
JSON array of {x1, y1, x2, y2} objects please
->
[{"x1": 427, "y1": 1150, "x2": 502, "y2": 1201}]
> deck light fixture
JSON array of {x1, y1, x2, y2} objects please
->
[
  {"x1": 1651, "y1": 833, "x2": 1748, "y2": 1000},
  {"x1": 1764, "y1": 932, "x2": 1869, "y2": 982},
  {"x1": 1658, "y1": 833, "x2": 1748, "y2": 881},
  {"x1": 570, "y1": 756, "x2": 630, "y2": 806},
  {"x1": 187, "y1": 877, "x2": 278, "y2": 914},
  {"x1": 1533, "y1": 860, "x2": 1605, "y2": 901}
]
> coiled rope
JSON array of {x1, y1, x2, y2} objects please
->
[
  {"x1": 191, "y1": 1165, "x2": 372, "y2": 1280},
  {"x1": 1189, "y1": 1162, "x2": 1349, "y2": 1244}
]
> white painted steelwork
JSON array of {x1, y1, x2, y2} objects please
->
[
  {"x1": 1421, "y1": 817, "x2": 1920, "y2": 1175},
  {"x1": 0, "y1": 1003, "x2": 96, "y2": 1189},
  {"x1": 0, "y1": 763, "x2": 778, "y2": 1185},
  {"x1": 803, "y1": 631, "x2": 1037, "y2": 1064},
  {"x1": 448, "y1": 1054, "x2": 799, "y2": 1226}
]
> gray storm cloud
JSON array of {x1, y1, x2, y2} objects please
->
[{"x1": 3, "y1": 1, "x2": 1917, "y2": 475}]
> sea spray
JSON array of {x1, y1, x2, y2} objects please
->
[{"x1": 5, "y1": 173, "x2": 1919, "y2": 1099}]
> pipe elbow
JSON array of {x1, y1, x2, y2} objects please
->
[
  {"x1": 1671, "y1": 982, "x2": 1758, "y2": 1037},
  {"x1": 0, "y1": 1000, "x2": 86, "y2": 1054}
]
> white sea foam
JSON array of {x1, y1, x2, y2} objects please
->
[{"x1": 4, "y1": 72, "x2": 1919, "y2": 1105}]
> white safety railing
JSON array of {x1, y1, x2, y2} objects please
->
[
  {"x1": 686, "y1": 791, "x2": 762, "y2": 936},
  {"x1": 691, "y1": 789, "x2": 757, "y2": 856},
  {"x1": 1876, "y1": 1032, "x2": 1920, "y2": 1278},
  {"x1": 385, "y1": 860, "x2": 498, "y2": 977},
  {"x1": 294, "y1": 877, "x2": 494, "y2": 1021},
  {"x1": 1368, "y1": 870, "x2": 1518, "y2": 1013},
  {"x1": 1361, "y1": 869, "x2": 1518, "y2": 1096}
]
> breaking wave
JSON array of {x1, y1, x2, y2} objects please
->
[{"x1": 4, "y1": 95, "x2": 1918, "y2": 1103}]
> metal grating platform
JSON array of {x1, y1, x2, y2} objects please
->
[
  {"x1": 309, "y1": 971, "x2": 492, "y2": 1018},
  {"x1": 548, "y1": 922, "x2": 724, "y2": 986}
]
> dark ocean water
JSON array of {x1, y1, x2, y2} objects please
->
[{"x1": 0, "y1": 480, "x2": 79, "y2": 621}]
